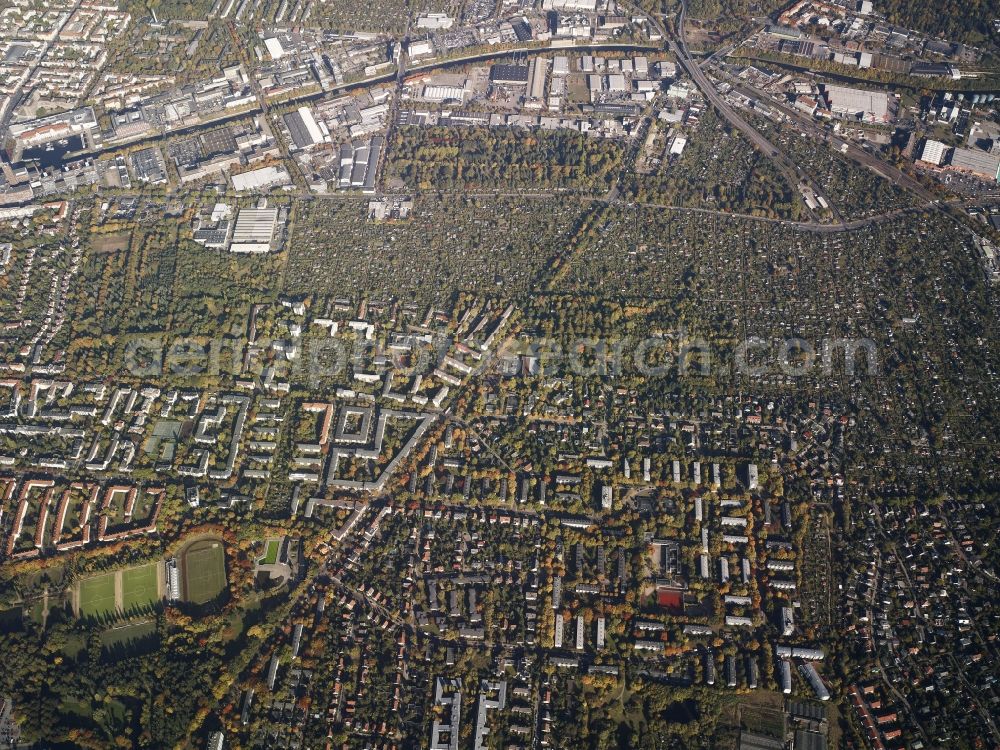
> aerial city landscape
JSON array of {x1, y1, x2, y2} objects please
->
[{"x1": 0, "y1": 0, "x2": 999, "y2": 747}]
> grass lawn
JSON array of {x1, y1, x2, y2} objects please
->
[
  {"x1": 121, "y1": 563, "x2": 159, "y2": 613},
  {"x1": 101, "y1": 619, "x2": 158, "y2": 652},
  {"x1": 131, "y1": 489, "x2": 157, "y2": 523},
  {"x1": 91, "y1": 233, "x2": 130, "y2": 253},
  {"x1": 262, "y1": 539, "x2": 280, "y2": 565},
  {"x1": 28, "y1": 599, "x2": 45, "y2": 625},
  {"x1": 59, "y1": 699, "x2": 91, "y2": 719},
  {"x1": 61, "y1": 633, "x2": 87, "y2": 659},
  {"x1": 182, "y1": 539, "x2": 227, "y2": 605},
  {"x1": 78, "y1": 572, "x2": 117, "y2": 620}
]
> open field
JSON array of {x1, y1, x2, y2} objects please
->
[
  {"x1": 91, "y1": 233, "x2": 131, "y2": 254},
  {"x1": 101, "y1": 619, "x2": 159, "y2": 655},
  {"x1": 77, "y1": 562, "x2": 162, "y2": 620},
  {"x1": 78, "y1": 572, "x2": 118, "y2": 620},
  {"x1": 181, "y1": 539, "x2": 227, "y2": 605},
  {"x1": 121, "y1": 563, "x2": 161, "y2": 613}
]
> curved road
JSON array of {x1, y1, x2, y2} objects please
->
[
  {"x1": 719, "y1": 71, "x2": 943, "y2": 205},
  {"x1": 667, "y1": 0, "x2": 830, "y2": 222}
]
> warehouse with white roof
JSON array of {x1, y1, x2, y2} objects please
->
[
  {"x1": 822, "y1": 84, "x2": 889, "y2": 122},
  {"x1": 284, "y1": 106, "x2": 326, "y2": 150},
  {"x1": 918, "y1": 138, "x2": 949, "y2": 166},
  {"x1": 230, "y1": 207, "x2": 278, "y2": 253}
]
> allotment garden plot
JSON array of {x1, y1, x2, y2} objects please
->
[{"x1": 283, "y1": 196, "x2": 588, "y2": 303}]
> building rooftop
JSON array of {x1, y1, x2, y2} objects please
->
[
  {"x1": 490, "y1": 64, "x2": 530, "y2": 84},
  {"x1": 231, "y1": 207, "x2": 278, "y2": 253},
  {"x1": 949, "y1": 146, "x2": 1000, "y2": 180},
  {"x1": 823, "y1": 84, "x2": 889, "y2": 121}
]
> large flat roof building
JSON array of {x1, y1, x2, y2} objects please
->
[
  {"x1": 231, "y1": 165, "x2": 290, "y2": 192},
  {"x1": 131, "y1": 146, "x2": 168, "y2": 184},
  {"x1": 490, "y1": 64, "x2": 530, "y2": 85},
  {"x1": 948, "y1": 146, "x2": 1000, "y2": 181},
  {"x1": 230, "y1": 207, "x2": 278, "y2": 253},
  {"x1": 416, "y1": 12, "x2": 453, "y2": 29},
  {"x1": 529, "y1": 59, "x2": 549, "y2": 100},
  {"x1": 823, "y1": 84, "x2": 889, "y2": 122},
  {"x1": 364, "y1": 136, "x2": 383, "y2": 194},
  {"x1": 408, "y1": 39, "x2": 434, "y2": 58},
  {"x1": 542, "y1": 0, "x2": 598, "y2": 9},
  {"x1": 284, "y1": 107, "x2": 325, "y2": 150},
  {"x1": 422, "y1": 84, "x2": 466, "y2": 102},
  {"x1": 919, "y1": 138, "x2": 949, "y2": 166},
  {"x1": 264, "y1": 36, "x2": 285, "y2": 59}
]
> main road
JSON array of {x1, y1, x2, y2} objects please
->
[
  {"x1": 718, "y1": 70, "x2": 944, "y2": 206},
  {"x1": 657, "y1": 0, "x2": 833, "y2": 222}
]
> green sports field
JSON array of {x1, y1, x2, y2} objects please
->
[
  {"x1": 121, "y1": 563, "x2": 159, "y2": 613},
  {"x1": 181, "y1": 539, "x2": 227, "y2": 605},
  {"x1": 262, "y1": 539, "x2": 280, "y2": 565},
  {"x1": 78, "y1": 572, "x2": 117, "y2": 620},
  {"x1": 78, "y1": 562, "x2": 162, "y2": 620}
]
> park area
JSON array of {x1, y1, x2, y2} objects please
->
[{"x1": 180, "y1": 538, "x2": 228, "y2": 605}]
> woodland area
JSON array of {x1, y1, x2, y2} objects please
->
[
  {"x1": 628, "y1": 109, "x2": 804, "y2": 220},
  {"x1": 878, "y1": 0, "x2": 1000, "y2": 45},
  {"x1": 386, "y1": 125, "x2": 625, "y2": 193}
]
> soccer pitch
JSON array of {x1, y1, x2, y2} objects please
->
[
  {"x1": 121, "y1": 563, "x2": 160, "y2": 613},
  {"x1": 181, "y1": 539, "x2": 227, "y2": 605},
  {"x1": 78, "y1": 562, "x2": 162, "y2": 620},
  {"x1": 78, "y1": 572, "x2": 117, "y2": 620}
]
